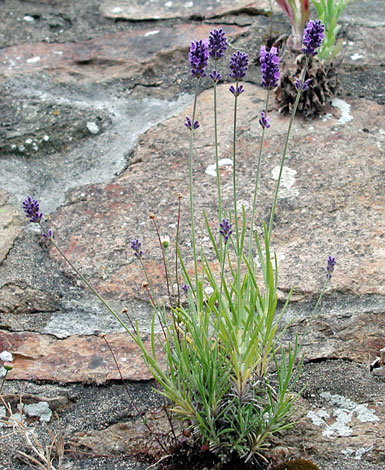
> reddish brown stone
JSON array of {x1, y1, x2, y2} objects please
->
[
  {"x1": 0, "y1": 330, "x2": 165, "y2": 383},
  {"x1": 100, "y1": 0, "x2": 267, "y2": 21},
  {"x1": 302, "y1": 313, "x2": 385, "y2": 364},
  {"x1": 70, "y1": 408, "x2": 177, "y2": 459},
  {"x1": 0, "y1": 25, "x2": 245, "y2": 82},
  {"x1": 51, "y1": 85, "x2": 385, "y2": 303}
]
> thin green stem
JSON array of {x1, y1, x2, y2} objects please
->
[
  {"x1": 219, "y1": 242, "x2": 227, "y2": 305},
  {"x1": 151, "y1": 216, "x2": 172, "y2": 305},
  {"x1": 232, "y1": 86, "x2": 240, "y2": 254},
  {"x1": 301, "y1": 278, "x2": 329, "y2": 346},
  {"x1": 213, "y1": 82, "x2": 223, "y2": 224},
  {"x1": 189, "y1": 81, "x2": 200, "y2": 289},
  {"x1": 175, "y1": 195, "x2": 182, "y2": 307},
  {"x1": 231, "y1": 85, "x2": 243, "y2": 330},
  {"x1": 248, "y1": 90, "x2": 270, "y2": 262},
  {"x1": 268, "y1": 56, "x2": 310, "y2": 240},
  {"x1": 50, "y1": 239, "x2": 130, "y2": 334},
  {"x1": 138, "y1": 258, "x2": 159, "y2": 310}
]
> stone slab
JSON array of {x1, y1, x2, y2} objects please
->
[
  {"x1": 0, "y1": 191, "x2": 23, "y2": 264},
  {"x1": 50, "y1": 84, "x2": 385, "y2": 302},
  {"x1": 0, "y1": 24, "x2": 245, "y2": 82},
  {"x1": 100, "y1": 0, "x2": 267, "y2": 21},
  {"x1": 0, "y1": 330, "x2": 165, "y2": 382}
]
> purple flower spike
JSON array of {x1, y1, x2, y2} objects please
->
[
  {"x1": 295, "y1": 78, "x2": 312, "y2": 91},
  {"x1": 259, "y1": 45, "x2": 280, "y2": 89},
  {"x1": 181, "y1": 283, "x2": 189, "y2": 294},
  {"x1": 184, "y1": 116, "x2": 200, "y2": 130},
  {"x1": 302, "y1": 20, "x2": 325, "y2": 57},
  {"x1": 326, "y1": 256, "x2": 336, "y2": 280},
  {"x1": 229, "y1": 84, "x2": 244, "y2": 96},
  {"x1": 189, "y1": 39, "x2": 209, "y2": 78},
  {"x1": 219, "y1": 218, "x2": 233, "y2": 245},
  {"x1": 259, "y1": 111, "x2": 271, "y2": 129},
  {"x1": 229, "y1": 51, "x2": 249, "y2": 81},
  {"x1": 210, "y1": 69, "x2": 222, "y2": 83},
  {"x1": 208, "y1": 28, "x2": 227, "y2": 60},
  {"x1": 22, "y1": 196, "x2": 43, "y2": 223},
  {"x1": 131, "y1": 239, "x2": 143, "y2": 259}
]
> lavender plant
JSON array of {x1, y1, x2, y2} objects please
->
[{"x1": 22, "y1": 22, "x2": 334, "y2": 464}]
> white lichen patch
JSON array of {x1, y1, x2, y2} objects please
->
[
  {"x1": 307, "y1": 392, "x2": 379, "y2": 439},
  {"x1": 332, "y1": 98, "x2": 353, "y2": 124},
  {"x1": 350, "y1": 53, "x2": 363, "y2": 61},
  {"x1": 26, "y1": 56, "x2": 40, "y2": 64},
  {"x1": 23, "y1": 402, "x2": 52, "y2": 423},
  {"x1": 205, "y1": 158, "x2": 232, "y2": 176},
  {"x1": 145, "y1": 30, "x2": 159, "y2": 37},
  {"x1": 342, "y1": 446, "x2": 373, "y2": 460},
  {"x1": 307, "y1": 408, "x2": 330, "y2": 426},
  {"x1": 271, "y1": 166, "x2": 298, "y2": 198}
]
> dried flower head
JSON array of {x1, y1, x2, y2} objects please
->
[
  {"x1": 189, "y1": 39, "x2": 209, "y2": 78},
  {"x1": 131, "y1": 239, "x2": 143, "y2": 259},
  {"x1": 326, "y1": 256, "x2": 336, "y2": 280},
  {"x1": 259, "y1": 111, "x2": 271, "y2": 129},
  {"x1": 229, "y1": 51, "x2": 249, "y2": 81},
  {"x1": 259, "y1": 45, "x2": 280, "y2": 89},
  {"x1": 184, "y1": 116, "x2": 200, "y2": 130},
  {"x1": 219, "y1": 218, "x2": 233, "y2": 244},
  {"x1": 22, "y1": 196, "x2": 43, "y2": 223},
  {"x1": 302, "y1": 20, "x2": 325, "y2": 57}
]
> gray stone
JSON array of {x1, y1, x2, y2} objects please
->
[{"x1": 100, "y1": 0, "x2": 268, "y2": 21}]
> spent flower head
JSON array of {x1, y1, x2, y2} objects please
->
[
  {"x1": 219, "y1": 218, "x2": 233, "y2": 245},
  {"x1": 326, "y1": 256, "x2": 336, "y2": 280},
  {"x1": 22, "y1": 196, "x2": 43, "y2": 223},
  {"x1": 131, "y1": 239, "x2": 143, "y2": 259},
  {"x1": 229, "y1": 51, "x2": 249, "y2": 81},
  {"x1": 302, "y1": 20, "x2": 325, "y2": 56},
  {"x1": 189, "y1": 39, "x2": 209, "y2": 78},
  {"x1": 208, "y1": 28, "x2": 227, "y2": 60},
  {"x1": 259, "y1": 46, "x2": 280, "y2": 89}
]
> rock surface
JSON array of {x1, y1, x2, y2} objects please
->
[{"x1": 0, "y1": 1, "x2": 384, "y2": 469}]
